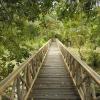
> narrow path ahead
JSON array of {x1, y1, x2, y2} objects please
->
[{"x1": 32, "y1": 42, "x2": 80, "y2": 100}]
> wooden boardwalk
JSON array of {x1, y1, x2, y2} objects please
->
[
  {"x1": 32, "y1": 42, "x2": 80, "y2": 100},
  {"x1": 0, "y1": 39, "x2": 99, "y2": 100}
]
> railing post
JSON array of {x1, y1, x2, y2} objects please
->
[
  {"x1": 0, "y1": 96, "x2": 2, "y2": 100},
  {"x1": 11, "y1": 80, "x2": 17, "y2": 100},
  {"x1": 56, "y1": 39, "x2": 100, "y2": 100},
  {"x1": 16, "y1": 77, "x2": 21, "y2": 100},
  {"x1": 84, "y1": 76, "x2": 92, "y2": 100},
  {"x1": 91, "y1": 82, "x2": 96, "y2": 100},
  {"x1": 26, "y1": 65, "x2": 31, "y2": 88}
]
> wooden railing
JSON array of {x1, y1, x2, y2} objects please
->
[
  {"x1": 57, "y1": 39, "x2": 100, "y2": 100},
  {"x1": 0, "y1": 39, "x2": 51, "y2": 100}
]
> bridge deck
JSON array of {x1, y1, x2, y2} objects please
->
[{"x1": 32, "y1": 42, "x2": 80, "y2": 100}]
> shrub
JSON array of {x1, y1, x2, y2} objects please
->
[{"x1": 86, "y1": 51, "x2": 100, "y2": 68}]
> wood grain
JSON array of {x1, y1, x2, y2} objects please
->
[{"x1": 32, "y1": 42, "x2": 80, "y2": 100}]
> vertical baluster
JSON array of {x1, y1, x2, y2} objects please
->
[
  {"x1": 66, "y1": 51, "x2": 69, "y2": 64},
  {"x1": 21, "y1": 75, "x2": 26, "y2": 99},
  {"x1": 24, "y1": 66, "x2": 29, "y2": 91},
  {"x1": 11, "y1": 80, "x2": 17, "y2": 100},
  {"x1": 80, "y1": 68, "x2": 86, "y2": 100},
  {"x1": 69, "y1": 54, "x2": 71, "y2": 70},
  {"x1": 75, "y1": 63, "x2": 80, "y2": 86},
  {"x1": 84, "y1": 76, "x2": 93, "y2": 100},
  {"x1": 30, "y1": 60, "x2": 34, "y2": 79},
  {"x1": 32, "y1": 59, "x2": 36, "y2": 77},
  {"x1": 39, "y1": 51, "x2": 43, "y2": 63},
  {"x1": 0, "y1": 96, "x2": 2, "y2": 100},
  {"x1": 70, "y1": 57, "x2": 74, "y2": 72},
  {"x1": 38, "y1": 55, "x2": 40, "y2": 67},
  {"x1": 63, "y1": 49, "x2": 66, "y2": 59},
  {"x1": 91, "y1": 81, "x2": 96, "y2": 99},
  {"x1": 72, "y1": 59, "x2": 75, "y2": 78},
  {"x1": 27, "y1": 64, "x2": 33, "y2": 99},
  {"x1": 35, "y1": 56, "x2": 39, "y2": 71},
  {"x1": 78, "y1": 66, "x2": 85, "y2": 100},
  {"x1": 74, "y1": 61, "x2": 78, "y2": 81},
  {"x1": 16, "y1": 77, "x2": 21, "y2": 100},
  {"x1": 65, "y1": 51, "x2": 68, "y2": 63},
  {"x1": 67, "y1": 53, "x2": 70, "y2": 67},
  {"x1": 26, "y1": 65, "x2": 31, "y2": 89}
]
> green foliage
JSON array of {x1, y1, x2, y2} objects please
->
[
  {"x1": 55, "y1": 0, "x2": 100, "y2": 69},
  {"x1": 85, "y1": 51, "x2": 100, "y2": 67},
  {"x1": 0, "y1": 0, "x2": 100, "y2": 80}
]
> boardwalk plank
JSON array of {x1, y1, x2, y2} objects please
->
[{"x1": 32, "y1": 42, "x2": 80, "y2": 100}]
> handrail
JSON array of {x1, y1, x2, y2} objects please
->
[
  {"x1": 56, "y1": 39, "x2": 100, "y2": 100},
  {"x1": 0, "y1": 39, "x2": 51, "y2": 100}
]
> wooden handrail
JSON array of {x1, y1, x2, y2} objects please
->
[
  {"x1": 0, "y1": 39, "x2": 51, "y2": 100},
  {"x1": 56, "y1": 39, "x2": 100, "y2": 100}
]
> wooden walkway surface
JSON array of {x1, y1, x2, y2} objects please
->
[{"x1": 32, "y1": 42, "x2": 80, "y2": 100}]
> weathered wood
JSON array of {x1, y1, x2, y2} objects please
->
[
  {"x1": 0, "y1": 38, "x2": 100, "y2": 100},
  {"x1": 57, "y1": 39, "x2": 100, "y2": 100},
  {"x1": 32, "y1": 42, "x2": 80, "y2": 100},
  {"x1": 0, "y1": 39, "x2": 51, "y2": 100}
]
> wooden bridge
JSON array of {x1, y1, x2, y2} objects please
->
[{"x1": 0, "y1": 39, "x2": 100, "y2": 100}]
